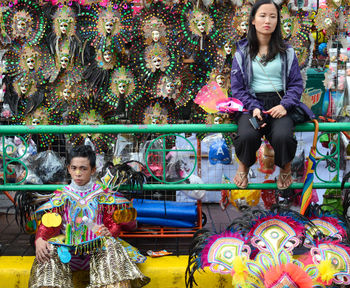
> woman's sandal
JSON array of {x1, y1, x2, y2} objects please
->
[
  {"x1": 277, "y1": 172, "x2": 293, "y2": 190},
  {"x1": 233, "y1": 171, "x2": 248, "y2": 189}
]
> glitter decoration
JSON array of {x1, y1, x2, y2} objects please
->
[
  {"x1": 65, "y1": 96, "x2": 118, "y2": 153},
  {"x1": 3, "y1": 0, "x2": 47, "y2": 46},
  {"x1": 47, "y1": 3, "x2": 81, "y2": 61},
  {"x1": 82, "y1": 44, "x2": 120, "y2": 92},
  {"x1": 176, "y1": 2, "x2": 219, "y2": 58},
  {"x1": 12, "y1": 101, "x2": 59, "y2": 149},
  {"x1": 78, "y1": 1, "x2": 133, "y2": 54},
  {"x1": 104, "y1": 65, "x2": 140, "y2": 110},
  {"x1": 4, "y1": 43, "x2": 54, "y2": 84},
  {"x1": 0, "y1": 5, "x2": 11, "y2": 46},
  {"x1": 314, "y1": 4, "x2": 337, "y2": 39}
]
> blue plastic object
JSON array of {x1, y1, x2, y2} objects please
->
[
  {"x1": 136, "y1": 217, "x2": 195, "y2": 228},
  {"x1": 208, "y1": 138, "x2": 231, "y2": 165},
  {"x1": 133, "y1": 199, "x2": 197, "y2": 222},
  {"x1": 57, "y1": 246, "x2": 71, "y2": 263}
]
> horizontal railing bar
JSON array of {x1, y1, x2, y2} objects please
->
[
  {"x1": 0, "y1": 182, "x2": 349, "y2": 191},
  {"x1": 0, "y1": 122, "x2": 343, "y2": 134}
]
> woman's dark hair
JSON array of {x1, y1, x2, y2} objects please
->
[
  {"x1": 247, "y1": 0, "x2": 286, "y2": 63},
  {"x1": 67, "y1": 145, "x2": 96, "y2": 168}
]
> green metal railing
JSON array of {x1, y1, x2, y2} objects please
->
[{"x1": 1, "y1": 122, "x2": 350, "y2": 191}]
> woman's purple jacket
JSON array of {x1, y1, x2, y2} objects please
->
[{"x1": 231, "y1": 39, "x2": 315, "y2": 119}]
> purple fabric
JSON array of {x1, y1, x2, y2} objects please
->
[{"x1": 231, "y1": 39, "x2": 315, "y2": 120}]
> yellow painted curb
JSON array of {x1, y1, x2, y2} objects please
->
[{"x1": 0, "y1": 256, "x2": 232, "y2": 288}]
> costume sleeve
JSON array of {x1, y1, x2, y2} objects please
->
[
  {"x1": 103, "y1": 206, "x2": 122, "y2": 238},
  {"x1": 280, "y1": 50, "x2": 304, "y2": 110},
  {"x1": 35, "y1": 223, "x2": 62, "y2": 242},
  {"x1": 231, "y1": 53, "x2": 264, "y2": 112}
]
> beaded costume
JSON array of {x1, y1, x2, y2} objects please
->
[{"x1": 29, "y1": 179, "x2": 150, "y2": 288}]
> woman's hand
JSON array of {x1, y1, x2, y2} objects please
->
[
  {"x1": 252, "y1": 108, "x2": 266, "y2": 128},
  {"x1": 267, "y1": 105, "x2": 287, "y2": 119},
  {"x1": 35, "y1": 237, "x2": 51, "y2": 263},
  {"x1": 98, "y1": 225, "x2": 112, "y2": 237}
]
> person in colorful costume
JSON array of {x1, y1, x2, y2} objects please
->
[{"x1": 28, "y1": 145, "x2": 150, "y2": 288}]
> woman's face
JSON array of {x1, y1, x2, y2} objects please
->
[{"x1": 252, "y1": 3, "x2": 278, "y2": 37}]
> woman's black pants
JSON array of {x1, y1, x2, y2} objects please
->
[{"x1": 233, "y1": 113, "x2": 297, "y2": 168}]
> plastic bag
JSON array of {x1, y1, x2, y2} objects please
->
[
  {"x1": 113, "y1": 136, "x2": 134, "y2": 163},
  {"x1": 28, "y1": 150, "x2": 65, "y2": 184},
  {"x1": 139, "y1": 139, "x2": 164, "y2": 178}
]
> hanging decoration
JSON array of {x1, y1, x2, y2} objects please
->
[
  {"x1": 65, "y1": 96, "x2": 118, "y2": 153},
  {"x1": 176, "y1": 2, "x2": 218, "y2": 59},
  {"x1": 12, "y1": 102, "x2": 59, "y2": 148},
  {"x1": 82, "y1": 43, "x2": 120, "y2": 92},
  {"x1": 4, "y1": 73, "x2": 44, "y2": 115},
  {"x1": 47, "y1": 3, "x2": 81, "y2": 61},
  {"x1": 2, "y1": 0, "x2": 46, "y2": 46},
  {"x1": 78, "y1": 1, "x2": 133, "y2": 54},
  {"x1": 313, "y1": 4, "x2": 337, "y2": 40},
  {"x1": 4, "y1": 44, "x2": 54, "y2": 83},
  {"x1": 0, "y1": 5, "x2": 11, "y2": 47},
  {"x1": 104, "y1": 65, "x2": 140, "y2": 111}
]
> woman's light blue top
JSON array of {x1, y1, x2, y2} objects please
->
[{"x1": 251, "y1": 53, "x2": 283, "y2": 93}]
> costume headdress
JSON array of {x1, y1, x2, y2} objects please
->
[
  {"x1": 142, "y1": 16, "x2": 167, "y2": 46},
  {"x1": 144, "y1": 43, "x2": 170, "y2": 73},
  {"x1": 186, "y1": 208, "x2": 349, "y2": 288},
  {"x1": 3, "y1": 0, "x2": 46, "y2": 45}
]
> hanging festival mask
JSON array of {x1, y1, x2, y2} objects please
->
[
  {"x1": 65, "y1": 96, "x2": 118, "y2": 153},
  {"x1": 142, "y1": 16, "x2": 167, "y2": 46},
  {"x1": 155, "y1": 75, "x2": 182, "y2": 101},
  {"x1": 12, "y1": 102, "x2": 58, "y2": 149},
  {"x1": 105, "y1": 66, "x2": 138, "y2": 109},
  {"x1": 53, "y1": 5, "x2": 76, "y2": 38},
  {"x1": 78, "y1": 2, "x2": 133, "y2": 53},
  {"x1": 144, "y1": 43, "x2": 170, "y2": 73},
  {"x1": 314, "y1": 4, "x2": 337, "y2": 40},
  {"x1": 3, "y1": 0, "x2": 46, "y2": 45}
]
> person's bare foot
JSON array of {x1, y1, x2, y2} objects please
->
[
  {"x1": 277, "y1": 163, "x2": 293, "y2": 190},
  {"x1": 233, "y1": 162, "x2": 249, "y2": 189}
]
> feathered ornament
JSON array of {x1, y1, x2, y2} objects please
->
[
  {"x1": 130, "y1": 40, "x2": 183, "y2": 86},
  {"x1": 45, "y1": 75, "x2": 91, "y2": 120},
  {"x1": 65, "y1": 96, "x2": 118, "y2": 153},
  {"x1": 46, "y1": 3, "x2": 81, "y2": 61},
  {"x1": 0, "y1": 5, "x2": 11, "y2": 47},
  {"x1": 82, "y1": 44, "x2": 120, "y2": 92},
  {"x1": 280, "y1": 5, "x2": 312, "y2": 71},
  {"x1": 12, "y1": 102, "x2": 59, "y2": 148},
  {"x1": 4, "y1": 44, "x2": 54, "y2": 84},
  {"x1": 129, "y1": 96, "x2": 176, "y2": 125},
  {"x1": 2, "y1": 0, "x2": 46, "y2": 45},
  {"x1": 4, "y1": 73, "x2": 44, "y2": 115},
  {"x1": 176, "y1": 2, "x2": 218, "y2": 58},
  {"x1": 47, "y1": 40, "x2": 84, "y2": 83},
  {"x1": 78, "y1": 1, "x2": 133, "y2": 54},
  {"x1": 105, "y1": 66, "x2": 140, "y2": 112},
  {"x1": 264, "y1": 263, "x2": 314, "y2": 288},
  {"x1": 313, "y1": 4, "x2": 337, "y2": 40},
  {"x1": 98, "y1": 160, "x2": 147, "y2": 194}
]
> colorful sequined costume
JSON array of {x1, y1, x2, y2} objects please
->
[{"x1": 28, "y1": 179, "x2": 150, "y2": 288}]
